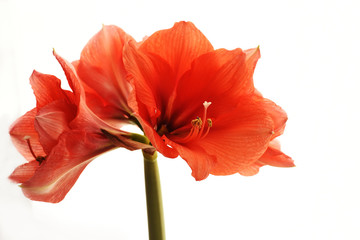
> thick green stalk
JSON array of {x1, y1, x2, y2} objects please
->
[{"x1": 142, "y1": 150, "x2": 166, "y2": 240}]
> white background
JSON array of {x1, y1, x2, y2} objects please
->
[{"x1": 1, "y1": 0, "x2": 360, "y2": 239}]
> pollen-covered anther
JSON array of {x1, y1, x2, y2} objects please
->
[
  {"x1": 207, "y1": 119, "x2": 213, "y2": 127},
  {"x1": 191, "y1": 117, "x2": 203, "y2": 128},
  {"x1": 199, "y1": 118, "x2": 213, "y2": 139}
]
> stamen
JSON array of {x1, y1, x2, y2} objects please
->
[
  {"x1": 24, "y1": 136, "x2": 37, "y2": 160},
  {"x1": 200, "y1": 118, "x2": 212, "y2": 139},
  {"x1": 24, "y1": 136, "x2": 46, "y2": 165},
  {"x1": 181, "y1": 121, "x2": 200, "y2": 143},
  {"x1": 177, "y1": 102, "x2": 213, "y2": 143}
]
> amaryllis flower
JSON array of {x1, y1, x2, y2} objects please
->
[
  {"x1": 9, "y1": 51, "x2": 151, "y2": 203},
  {"x1": 123, "y1": 21, "x2": 294, "y2": 180}
]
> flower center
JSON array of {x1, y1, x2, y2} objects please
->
[
  {"x1": 177, "y1": 101, "x2": 213, "y2": 143},
  {"x1": 157, "y1": 124, "x2": 169, "y2": 136},
  {"x1": 24, "y1": 136, "x2": 46, "y2": 165}
]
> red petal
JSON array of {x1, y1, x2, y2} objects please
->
[
  {"x1": 53, "y1": 51, "x2": 113, "y2": 132},
  {"x1": 9, "y1": 161, "x2": 39, "y2": 183},
  {"x1": 140, "y1": 21, "x2": 214, "y2": 80},
  {"x1": 76, "y1": 25, "x2": 133, "y2": 114},
  {"x1": 74, "y1": 59, "x2": 123, "y2": 121},
  {"x1": 124, "y1": 42, "x2": 173, "y2": 116},
  {"x1": 20, "y1": 130, "x2": 116, "y2": 203},
  {"x1": 258, "y1": 140, "x2": 294, "y2": 167},
  {"x1": 35, "y1": 100, "x2": 76, "y2": 153},
  {"x1": 165, "y1": 138, "x2": 215, "y2": 180},
  {"x1": 171, "y1": 48, "x2": 258, "y2": 128},
  {"x1": 9, "y1": 108, "x2": 46, "y2": 161},
  {"x1": 238, "y1": 162, "x2": 264, "y2": 176},
  {"x1": 141, "y1": 119, "x2": 179, "y2": 158},
  {"x1": 199, "y1": 96, "x2": 274, "y2": 176},
  {"x1": 53, "y1": 50, "x2": 82, "y2": 103},
  {"x1": 244, "y1": 47, "x2": 261, "y2": 75},
  {"x1": 261, "y1": 98, "x2": 288, "y2": 139},
  {"x1": 30, "y1": 70, "x2": 72, "y2": 109}
]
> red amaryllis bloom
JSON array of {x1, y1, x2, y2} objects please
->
[
  {"x1": 9, "y1": 51, "x2": 149, "y2": 203},
  {"x1": 74, "y1": 25, "x2": 135, "y2": 125},
  {"x1": 123, "y1": 21, "x2": 294, "y2": 180}
]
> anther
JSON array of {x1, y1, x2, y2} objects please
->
[
  {"x1": 191, "y1": 117, "x2": 203, "y2": 128},
  {"x1": 36, "y1": 156, "x2": 46, "y2": 164},
  {"x1": 207, "y1": 119, "x2": 212, "y2": 127}
]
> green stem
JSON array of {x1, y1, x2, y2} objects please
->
[{"x1": 142, "y1": 150, "x2": 166, "y2": 240}]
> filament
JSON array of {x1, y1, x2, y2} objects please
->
[
  {"x1": 24, "y1": 136, "x2": 45, "y2": 165},
  {"x1": 176, "y1": 101, "x2": 213, "y2": 143}
]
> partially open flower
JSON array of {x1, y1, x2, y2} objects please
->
[{"x1": 9, "y1": 51, "x2": 151, "y2": 203}]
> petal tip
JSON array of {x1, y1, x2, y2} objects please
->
[
  {"x1": 287, "y1": 159, "x2": 296, "y2": 168},
  {"x1": 192, "y1": 173, "x2": 207, "y2": 181}
]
